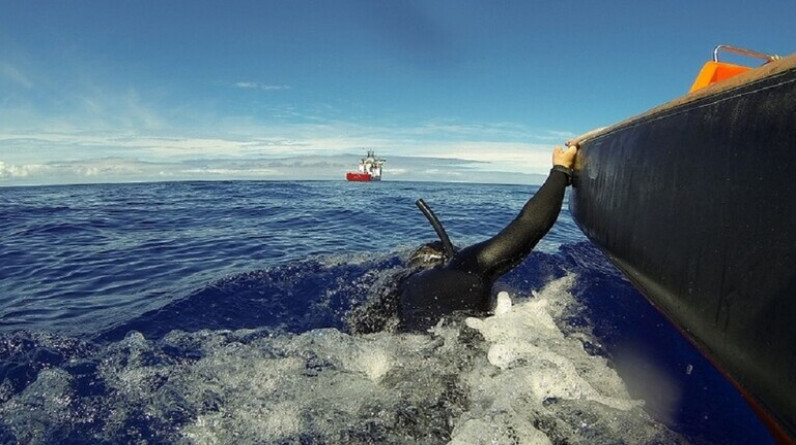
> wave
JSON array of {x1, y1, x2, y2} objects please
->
[{"x1": 0, "y1": 243, "x2": 686, "y2": 444}]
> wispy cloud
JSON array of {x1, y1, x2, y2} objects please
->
[
  {"x1": 0, "y1": 153, "x2": 549, "y2": 186},
  {"x1": 0, "y1": 63, "x2": 34, "y2": 89},
  {"x1": 0, "y1": 115, "x2": 572, "y2": 186},
  {"x1": 415, "y1": 141, "x2": 552, "y2": 169},
  {"x1": 0, "y1": 76, "x2": 573, "y2": 186},
  {"x1": 234, "y1": 82, "x2": 291, "y2": 91},
  {"x1": 0, "y1": 161, "x2": 44, "y2": 178},
  {"x1": 0, "y1": 86, "x2": 165, "y2": 137}
]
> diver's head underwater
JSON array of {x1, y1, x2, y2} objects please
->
[{"x1": 407, "y1": 240, "x2": 457, "y2": 269}]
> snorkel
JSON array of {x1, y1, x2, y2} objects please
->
[{"x1": 415, "y1": 199, "x2": 456, "y2": 260}]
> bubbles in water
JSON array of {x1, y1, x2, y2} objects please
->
[
  {"x1": 445, "y1": 275, "x2": 682, "y2": 444},
  {"x1": 0, "y1": 275, "x2": 685, "y2": 444}
]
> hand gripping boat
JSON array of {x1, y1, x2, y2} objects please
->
[{"x1": 568, "y1": 46, "x2": 796, "y2": 443}]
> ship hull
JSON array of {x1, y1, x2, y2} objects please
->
[
  {"x1": 570, "y1": 55, "x2": 796, "y2": 441},
  {"x1": 346, "y1": 172, "x2": 373, "y2": 181}
]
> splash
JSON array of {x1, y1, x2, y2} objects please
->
[{"x1": 0, "y1": 275, "x2": 684, "y2": 444}]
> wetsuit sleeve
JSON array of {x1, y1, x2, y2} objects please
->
[{"x1": 449, "y1": 169, "x2": 569, "y2": 280}]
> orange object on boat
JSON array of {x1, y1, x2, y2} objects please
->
[
  {"x1": 688, "y1": 45, "x2": 780, "y2": 93},
  {"x1": 689, "y1": 61, "x2": 751, "y2": 92}
]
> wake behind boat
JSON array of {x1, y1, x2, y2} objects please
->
[
  {"x1": 345, "y1": 150, "x2": 385, "y2": 181},
  {"x1": 569, "y1": 46, "x2": 796, "y2": 442}
]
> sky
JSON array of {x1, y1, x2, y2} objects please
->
[{"x1": 1, "y1": 0, "x2": 794, "y2": 186}]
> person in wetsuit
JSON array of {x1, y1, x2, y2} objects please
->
[
  {"x1": 345, "y1": 144, "x2": 577, "y2": 334},
  {"x1": 398, "y1": 144, "x2": 578, "y2": 331}
]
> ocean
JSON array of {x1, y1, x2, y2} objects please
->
[{"x1": 0, "y1": 180, "x2": 774, "y2": 444}]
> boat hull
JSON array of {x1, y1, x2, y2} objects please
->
[
  {"x1": 346, "y1": 172, "x2": 374, "y2": 181},
  {"x1": 570, "y1": 55, "x2": 796, "y2": 440}
]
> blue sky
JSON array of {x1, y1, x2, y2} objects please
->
[{"x1": 1, "y1": 0, "x2": 794, "y2": 185}]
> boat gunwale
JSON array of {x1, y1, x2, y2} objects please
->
[{"x1": 569, "y1": 53, "x2": 796, "y2": 147}]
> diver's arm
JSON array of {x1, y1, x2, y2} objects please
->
[
  {"x1": 470, "y1": 169, "x2": 568, "y2": 276},
  {"x1": 450, "y1": 145, "x2": 576, "y2": 278}
]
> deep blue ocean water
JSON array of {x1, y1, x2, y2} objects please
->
[{"x1": 0, "y1": 180, "x2": 775, "y2": 444}]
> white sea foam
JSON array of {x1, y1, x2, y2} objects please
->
[
  {"x1": 0, "y1": 275, "x2": 683, "y2": 444},
  {"x1": 180, "y1": 275, "x2": 676, "y2": 443},
  {"x1": 444, "y1": 275, "x2": 655, "y2": 444}
]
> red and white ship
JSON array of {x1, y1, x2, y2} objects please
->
[{"x1": 345, "y1": 150, "x2": 386, "y2": 181}]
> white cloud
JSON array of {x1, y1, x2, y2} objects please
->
[
  {"x1": 0, "y1": 116, "x2": 572, "y2": 186},
  {"x1": 0, "y1": 161, "x2": 44, "y2": 178},
  {"x1": 178, "y1": 167, "x2": 281, "y2": 176},
  {"x1": 545, "y1": 129, "x2": 578, "y2": 140},
  {"x1": 407, "y1": 141, "x2": 552, "y2": 174},
  {"x1": 235, "y1": 82, "x2": 291, "y2": 91},
  {"x1": 0, "y1": 150, "x2": 553, "y2": 186}
]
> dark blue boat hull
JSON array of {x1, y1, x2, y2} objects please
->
[{"x1": 570, "y1": 55, "x2": 796, "y2": 441}]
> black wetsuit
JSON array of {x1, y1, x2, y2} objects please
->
[{"x1": 399, "y1": 167, "x2": 570, "y2": 331}]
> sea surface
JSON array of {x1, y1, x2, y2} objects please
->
[{"x1": 0, "y1": 180, "x2": 774, "y2": 444}]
